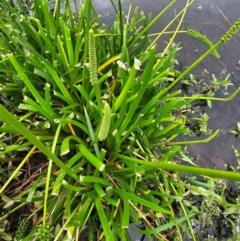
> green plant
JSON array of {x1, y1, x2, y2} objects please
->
[
  {"x1": 14, "y1": 218, "x2": 29, "y2": 241},
  {"x1": 37, "y1": 224, "x2": 51, "y2": 241},
  {"x1": 0, "y1": 0, "x2": 240, "y2": 240},
  {"x1": 191, "y1": 113, "x2": 210, "y2": 134},
  {"x1": 230, "y1": 122, "x2": 240, "y2": 138}
]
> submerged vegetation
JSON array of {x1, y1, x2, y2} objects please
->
[{"x1": 0, "y1": 0, "x2": 240, "y2": 240}]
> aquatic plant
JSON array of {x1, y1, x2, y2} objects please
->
[{"x1": 0, "y1": 0, "x2": 240, "y2": 240}]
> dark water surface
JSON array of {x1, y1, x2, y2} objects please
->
[{"x1": 90, "y1": 0, "x2": 240, "y2": 170}]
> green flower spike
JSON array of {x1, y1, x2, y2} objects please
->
[
  {"x1": 187, "y1": 29, "x2": 220, "y2": 58},
  {"x1": 14, "y1": 218, "x2": 29, "y2": 241},
  {"x1": 130, "y1": 6, "x2": 139, "y2": 28},
  {"x1": 133, "y1": 126, "x2": 150, "y2": 150},
  {"x1": 130, "y1": 205, "x2": 141, "y2": 225},
  {"x1": 98, "y1": 103, "x2": 111, "y2": 141},
  {"x1": 220, "y1": 18, "x2": 240, "y2": 43},
  {"x1": 88, "y1": 29, "x2": 98, "y2": 85},
  {"x1": 37, "y1": 224, "x2": 51, "y2": 241}
]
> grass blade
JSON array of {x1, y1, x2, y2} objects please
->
[{"x1": 95, "y1": 196, "x2": 115, "y2": 241}]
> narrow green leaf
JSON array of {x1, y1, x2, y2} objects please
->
[
  {"x1": 52, "y1": 151, "x2": 83, "y2": 195},
  {"x1": 75, "y1": 85, "x2": 91, "y2": 102},
  {"x1": 56, "y1": 34, "x2": 69, "y2": 71},
  {"x1": 83, "y1": 106, "x2": 101, "y2": 159},
  {"x1": 114, "y1": 188, "x2": 170, "y2": 214},
  {"x1": 122, "y1": 191, "x2": 130, "y2": 228},
  {"x1": 94, "y1": 183, "x2": 106, "y2": 198},
  {"x1": 113, "y1": 68, "x2": 137, "y2": 113},
  {"x1": 132, "y1": 213, "x2": 195, "y2": 235},
  {"x1": 79, "y1": 141, "x2": 105, "y2": 171},
  {"x1": 118, "y1": 47, "x2": 156, "y2": 137},
  {"x1": 73, "y1": 198, "x2": 94, "y2": 227},
  {"x1": 103, "y1": 196, "x2": 120, "y2": 207},
  {"x1": 62, "y1": 180, "x2": 89, "y2": 192},
  {"x1": 116, "y1": 154, "x2": 240, "y2": 181},
  {"x1": 24, "y1": 95, "x2": 56, "y2": 122},
  {"x1": 95, "y1": 196, "x2": 115, "y2": 241},
  {"x1": 7, "y1": 54, "x2": 46, "y2": 109},
  {"x1": 43, "y1": 62, "x2": 74, "y2": 103},
  {"x1": 44, "y1": 83, "x2": 51, "y2": 110},
  {"x1": 80, "y1": 176, "x2": 110, "y2": 186},
  {"x1": 64, "y1": 25, "x2": 74, "y2": 67},
  {"x1": 60, "y1": 136, "x2": 84, "y2": 156},
  {"x1": 26, "y1": 174, "x2": 45, "y2": 202}
]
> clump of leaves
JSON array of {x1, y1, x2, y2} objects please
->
[{"x1": 0, "y1": 0, "x2": 240, "y2": 241}]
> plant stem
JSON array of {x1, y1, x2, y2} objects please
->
[
  {"x1": 183, "y1": 87, "x2": 240, "y2": 102},
  {"x1": 118, "y1": 0, "x2": 123, "y2": 47},
  {"x1": 160, "y1": 40, "x2": 223, "y2": 98},
  {"x1": 160, "y1": 0, "x2": 190, "y2": 58},
  {"x1": 168, "y1": 129, "x2": 219, "y2": 145},
  {"x1": 130, "y1": 0, "x2": 178, "y2": 49},
  {"x1": 147, "y1": 0, "x2": 194, "y2": 51},
  {"x1": 116, "y1": 154, "x2": 240, "y2": 181},
  {"x1": 43, "y1": 121, "x2": 63, "y2": 228}
]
